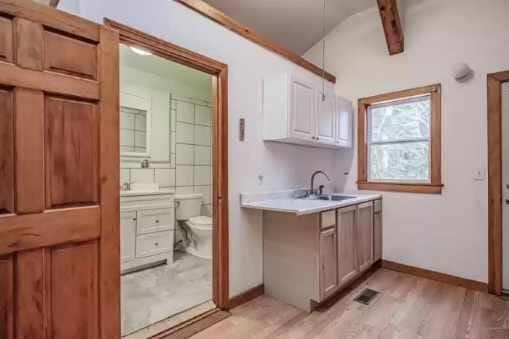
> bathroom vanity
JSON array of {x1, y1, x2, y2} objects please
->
[
  {"x1": 241, "y1": 190, "x2": 382, "y2": 311},
  {"x1": 120, "y1": 190, "x2": 175, "y2": 273}
]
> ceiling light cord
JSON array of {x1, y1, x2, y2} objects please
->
[{"x1": 321, "y1": 0, "x2": 326, "y2": 102}]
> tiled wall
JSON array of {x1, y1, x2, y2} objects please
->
[
  {"x1": 120, "y1": 95, "x2": 212, "y2": 217},
  {"x1": 173, "y1": 96, "x2": 213, "y2": 217}
]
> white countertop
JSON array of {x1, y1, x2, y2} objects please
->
[
  {"x1": 120, "y1": 189, "x2": 175, "y2": 197},
  {"x1": 240, "y1": 189, "x2": 381, "y2": 215}
]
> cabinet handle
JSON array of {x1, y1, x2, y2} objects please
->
[{"x1": 132, "y1": 218, "x2": 137, "y2": 222}]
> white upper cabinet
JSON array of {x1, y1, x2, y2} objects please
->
[
  {"x1": 316, "y1": 88, "x2": 336, "y2": 145},
  {"x1": 263, "y1": 73, "x2": 352, "y2": 149},
  {"x1": 290, "y1": 76, "x2": 316, "y2": 141},
  {"x1": 335, "y1": 97, "x2": 353, "y2": 148}
]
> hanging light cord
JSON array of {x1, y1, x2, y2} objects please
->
[{"x1": 321, "y1": 0, "x2": 326, "y2": 102}]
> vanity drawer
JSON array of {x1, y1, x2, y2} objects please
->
[
  {"x1": 138, "y1": 208, "x2": 173, "y2": 234},
  {"x1": 136, "y1": 231, "x2": 171, "y2": 258},
  {"x1": 321, "y1": 210, "x2": 336, "y2": 229},
  {"x1": 374, "y1": 199, "x2": 382, "y2": 213}
]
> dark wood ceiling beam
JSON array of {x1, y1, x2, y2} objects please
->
[{"x1": 377, "y1": 0, "x2": 404, "y2": 55}]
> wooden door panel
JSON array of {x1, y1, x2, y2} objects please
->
[
  {"x1": 0, "y1": 89, "x2": 14, "y2": 214},
  {"x1": 52, "y1": 241, "x2": 99, "y2": 339},
  {"x1": 14, "y1": 18, "x2": 43, "y2": 70},
  {"x1": 16, "y1": 249, "x2": 50, "y2": 339},
  {"x1": 0, "y1": 16, "x2": 12, "y2": 62},
  {"x1": 45, "y1": 97, "x2": 99, "y2": 208},
  {"x1": 44, "y1": 31, "x2": 97, "y2": 79},
  {"x1": 320, "y1": 228, "x2": 338, "y2": 299},
  {"x1": 15, "y1": 88, "x2": 45, "y2": 214},
  {"x1": 357, "y1": 203, "x2": 374, "y2": 271},
  {"x1": 338, "y1": 207, "x2": 358, "y2": 285},
  {"x1": 0, "y1": 255, "x2": 14, "y2": 339},
  {"x1": 0, "y1": 1, "x2": 120, "y2": 338}
]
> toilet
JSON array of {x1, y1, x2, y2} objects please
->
[{"x1": 174, "y1": 194, "x2": 212, "y2": 260}]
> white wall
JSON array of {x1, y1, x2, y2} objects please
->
[
  {"x1": 59, "y1": 0, "x2": 341, "y2": 296},
  {"x1": 305, "y1": 0, "x2": 509, "y2": 283}
]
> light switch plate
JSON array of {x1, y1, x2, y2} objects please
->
[{"x1": 239, "y1": 118, "x2": 245, "y2": 141}]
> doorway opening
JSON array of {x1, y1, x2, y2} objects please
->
[
  {"x1": 487, "y1": 70, "x2": 509, "y2": 295},
  {"x1": 105, "y1": 19, "x2": 229, "y2": 338}
]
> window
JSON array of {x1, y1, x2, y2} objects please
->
[{"x1": 357, "y1": 84, "x2": 442, "y2": 193}]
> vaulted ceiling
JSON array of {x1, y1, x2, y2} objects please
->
[{"x1": 203, "y1": 0, "x2": 376, "y2": 55}]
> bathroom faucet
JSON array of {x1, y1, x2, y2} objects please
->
[{"x1": 310, "y1": 170, "x2": 330, "y2": 196}]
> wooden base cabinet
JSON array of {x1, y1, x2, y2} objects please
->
[
  {"x1": 337, "y1": 205, "x2": 359, "y2": 286},
  {"x1": 319, "y1": 227, "x2": 338, "y2": 300},
  {"x1": 263, "y1": 198, "x2": 382, "y2": 312},
  {"x1": 357, "y1": 202, "x2": 374, "y2": 272}
]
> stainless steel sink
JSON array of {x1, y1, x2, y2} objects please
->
[{"x1": 299, "y1": 194, "x2": 357, "y2": 202}]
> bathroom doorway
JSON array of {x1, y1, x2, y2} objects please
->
[{"x1": 105, "y1": 19, "x2": 229, "y2": 338}]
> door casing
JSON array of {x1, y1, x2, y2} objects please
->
[
  {"x1": 488, "y1": 70, "x2": 509, "y2": 295},
  {"x1": 104, "y1": 19, "x2": 230, "y2": 309}
]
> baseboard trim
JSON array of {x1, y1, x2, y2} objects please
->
[
  {"x1": 229, "y1": 284, "x2": 265, "y2": 309},
  {"x1": 382, "y1": 260, "x2": 488, "y2": 292}
]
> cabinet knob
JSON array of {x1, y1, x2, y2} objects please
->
[
  {"x1": 155, "y1": 219, "x2": 159, "y2": 223},
  {"x1": 154, "y1": 242, "x2": 159, "y2": 246},
  {"x1": 132, "y1": 218, "x2": 137, "y2": 222}
]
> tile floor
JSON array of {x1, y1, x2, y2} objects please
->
[{"x1": 121, "y1": 251, "x2": 212, "y2": 336}]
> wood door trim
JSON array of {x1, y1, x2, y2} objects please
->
[
  {"x1": 0, "y1": 206, "x2": 101, "y2": 255},
  {"x1": 0, "y1": 62, "x2": 100, "y2": 100},
  {"x1": 488, "y1": 70, "x2": 509, "y2": 295},
  {"x1": 104, "y1": 19, "x2": 230, "y2": 310},
  {"x1": 98, "y1": 25, "x2": 120, "y2": 339},
  {"x1": 174, "y1": 0, "x2": 336, "y2": 83},
  {"x1": 382, "y1": 260, "x2": 488, "y2": 292}
]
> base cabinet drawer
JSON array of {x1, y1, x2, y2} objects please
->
[
  {"x1": 136, "y1": 231, "x2": 171, "y2": 258},
  {"x1": 138, "y1": 208, "x2": 173, "y2": 234}
]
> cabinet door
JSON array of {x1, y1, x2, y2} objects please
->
[
  {"x1": 337, "y1": 206, "x2": 359, "y2": 285},
  {"x1": 320, "y1": 227, "x2": 338, "y2": 299},
  {"x1": 120, "y1": 211, "x2": 137, "y2": 263},
  {"x1": 357, "y1": 202, "x2": 374, "y2": 271},
  {"x1": 290, "y1": 76, "x2": 315, "y2": 141},
  {"x1": 374, "y1": 200, "x2": 383, "y2": 261},
  {"x1": 335, "y1": 98, "x2": 353, "y2": 147},
  {"x1": 316, "y1": 89, "x2": 335, "y2": 144}
]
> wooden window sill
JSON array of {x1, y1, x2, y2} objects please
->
[{"x1": 357, "y1": 182, "x2": 443, "y2": 194}]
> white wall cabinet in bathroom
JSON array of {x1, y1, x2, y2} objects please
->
[
  {"x1": 120, "y1": 192, "x2": 175, "y2": 273},
  {"x1": 263, "y1": 73, "x2": 353, "y2": 149}
]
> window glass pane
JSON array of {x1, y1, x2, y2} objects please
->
[
  {"x1": 368, "y1": 141, "x2": 430, "y2": 182},
  {"x1": 369, "y1": 96, "x2": 431, "y2": 143}
]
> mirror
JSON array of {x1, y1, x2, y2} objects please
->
[{"x1": 120, "y1": 92, "x2": 151, "y2": 157}]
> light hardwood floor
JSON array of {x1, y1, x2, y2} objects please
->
[{"x1": 192, "y1": 268, "x2": 509, "y2": 338}]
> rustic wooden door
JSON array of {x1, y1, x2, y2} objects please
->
[{"x1": 0, "y1": 1, "x2": 120, "y2": 339}]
